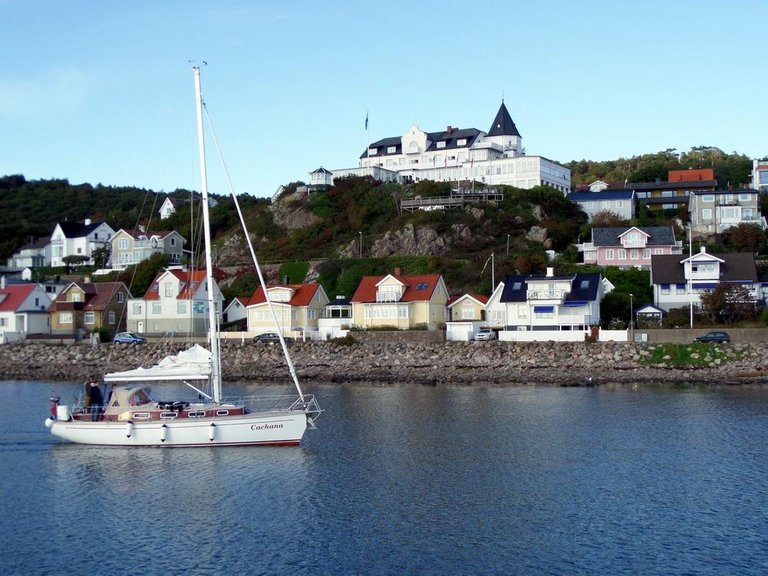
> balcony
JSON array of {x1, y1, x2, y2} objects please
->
[{"x1": 526, "y1": 289, "x2": 565, "y2": 301}]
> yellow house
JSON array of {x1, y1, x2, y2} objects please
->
[
  {"x1": 350, "y1": 269, "x2": 448, "y2": 330},
  {"x1": 246, "y1": 283, "x2": 330, "y2": 339},
  {"x1": 447, "y1": 292, "x2": 488, "y2": 321}
]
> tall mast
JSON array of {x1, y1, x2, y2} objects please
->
[{"x1": 193, "y1": 65, "x2": 222, "y2": 403}]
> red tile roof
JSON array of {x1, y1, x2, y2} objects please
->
[
  {"x1": 351, "y1": 273, "x2": 442, "y2": 303},
  {"x1": 49, "y1": 282, "x2": 127, "y2": 311},
  {"x1": 246, "y1": 284, "x2": 322, "y2": 307},
  {"x1": 144, "y1": 269, "x2": 207, "y2": 301},
  {"x1": 0, "y1": 284, "x2": 37, "y2": 312},
  {"x1": 668, "y1": 168, "x2": 715, "y2": 182}
]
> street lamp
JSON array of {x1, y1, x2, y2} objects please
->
[
  {"x1": 506, "y1": 234, "x2": 510, "y2": 258},
  {"x1": 358, "y1": 231, "x2": 362, "y2": 258},
  {"x1": 629, "y1": 293, "x2": 634, "y2": 342}
]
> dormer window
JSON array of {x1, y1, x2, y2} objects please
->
[{"x1": 436, "y1": 141, "x2": 446, "y2": 149}]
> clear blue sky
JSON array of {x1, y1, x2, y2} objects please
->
[{"x1": 2, "y1": 0, "x2": 765, "y2": 198}]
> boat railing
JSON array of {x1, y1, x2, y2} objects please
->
[{"x1": 233, "y1": 393, "x2": 304, "y2": 413}]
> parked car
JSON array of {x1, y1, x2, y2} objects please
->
[
  {"x1": 113, "y1": 332, "x2": 147, "y2": 344},
  {"x1": 254, "y1": 332, "x2": 294, "y2": 344},
  {"x1": 474, "y1": 328, "x2": 497, "y2": 341},
  {"x1": 694, "y1": 331, "x2": 731, "y2": 343}
]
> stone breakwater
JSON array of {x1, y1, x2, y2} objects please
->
[{"x1": 2, "y1": 340, "x2": 768, "y2": 386}]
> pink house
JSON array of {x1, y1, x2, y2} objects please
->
[{"x1": 582, "y1": 226, "x2": 681, "y2": 268}]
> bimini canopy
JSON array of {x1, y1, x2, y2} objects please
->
[{"x1": 104, "y1": 344, "x2": 212, "y2": 383}]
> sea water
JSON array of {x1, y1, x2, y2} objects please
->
[{"x1": 1, "y1": 380, "x2": 767, "y2": 575}]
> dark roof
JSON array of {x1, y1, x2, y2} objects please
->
[
  {"x1": 650, "y1": 252, "x2": 757, "y2": 284},
  {"x1": 591, "y1": 226, "x2": 677, "y2": 247},
  {"x1": 689, "y1": 188, "x2": 759, "y2": 196},
  {"x1": 425, "y1": 128, "x2": 482, "y2": 152},
  {"x1": 566, "y1": 190, "x2": 635, "y2": 202},
  {"x1": 56, "y1": 220, "x2": 107, "y2": 238},
  {"x1": 487, "y1": 101, "x2": 521, "y2": 138},
  {"x1": 361, "y1": 129, "x2": 483, "y2": 159},
  {"x1": 499, "y1": 272, "x2": 601, "y2": 303},
  {"x1": 628, "y1": 180, "x2": 717, "y2": 191}
]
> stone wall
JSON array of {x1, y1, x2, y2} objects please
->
[{"x1": 2, "y1": 338, "x2": 768, "y2": 386}]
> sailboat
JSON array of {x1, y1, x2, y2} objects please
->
[{"x1": 44, "y1": 66, "x2": 321, "y2": 447}]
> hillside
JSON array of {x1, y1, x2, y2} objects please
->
[{"x1": 1, "y1": 146, "x2": 762, "y2": 301}]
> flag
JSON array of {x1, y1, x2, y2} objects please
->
[
  {"x1": 365, "y1": 112, "x2": 368, "y2": 130},
  {"x1": 480, "y1": 252, "x2": 493, "y2": 277}
]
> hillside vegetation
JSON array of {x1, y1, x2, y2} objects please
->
[{"x1": 2, "y1": 146, "x2": 764, "y2": 319}]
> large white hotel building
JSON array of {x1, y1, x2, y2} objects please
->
[{"x1": 311, "y1": 102, "x2": 571, "y2": 193}]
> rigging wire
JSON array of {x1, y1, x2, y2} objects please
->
[{"x1": 201, "y1": 101, "x2": 306, "y2": 401}]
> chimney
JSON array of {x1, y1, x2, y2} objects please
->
[
  {"x1": 1, "y1": 275, "x2": 5, "y2": 289},
  {"x1": 84, "y1": 275, "x2": 91, "y2": 284},
  {"x1": 84, "y1": 218, "x2": 92, "y2": 226},
  {"x1": 546, "y1": 267, "x2": 554, "y2": 277},
  {"x1": 446, "y1": 126, "x2": 453, "y2": 134},
  {"x1": 700, "y1": 246, "x2": 707, "y2": 254},
  {"x1": 394, "y1": 267, "x2": 402, "y2": 276}
]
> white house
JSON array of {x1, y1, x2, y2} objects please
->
[
  {"x1": 688, "y1": 189, "x2": 765, "y2": 237},
  {"x1": 110, "y1": 228, "x2": 186, "y2": 269},
  {"x1": 48, "y1": 219, "x2": 115, "y2": 268},
  {"x1": 324, "y1": 102, "x2": 571, "y2": 193},
  {"x1": 6, "y1": 237, "x2": 48, "y2": 270},
  {"x1": 126, "y1": 266, "x2": 223, "y2": 336},
  {"x1": 650, "y1": 247, "x2": 759, "y2": 311},
  {"x1": 223, "y1": 296, "x2": 248, "y2": 324},
  {"x1": 565, "y1": 190, "x2": 636, "y2": 222},
  {"x1": 0, "y1": 278, "x2": 52, "y2": 342},
  {"x1": 159, "y1": 196, "x2": 182, "y2": 219},
  {"x1": 485, "y1": 268, "x2": 603, "y2": 341}
]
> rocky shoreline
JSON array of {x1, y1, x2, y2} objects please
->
[{"x1": 2, "y1": 339, "x2": 768, "y2": 387}]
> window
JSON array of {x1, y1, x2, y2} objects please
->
[
  {"x1": 119, "y1": 238, "x2": 129, "y2": 249},
  {"x1": 152, "y1": 302, "x2": 162, "y2": 314},
  {"x1": 165, "y1": 283, "x2": 175, "y2": 297},
  {"x1": 661, "y1": 284, "x2": 670, "y2": 295},
  {"x1": 643, "y1": 249, "x2": 651, "y2": 259},
  {"x1": 386, "y1": 146, "x2": 397, "y2": 154},
  {"x1": 739, "y1": 193, "x2": 752, "y2": 202},
  {"x1": 117, "y1": 293, "x2": 124, "y2": 303},
  {"x1": 59, "y1": 312, "x2": 73, "y2": 324},
  {"x1": 84, "y1": 312, "x2": 94, "y2": 324},
  {"x1": 676, "y1": 284, "x2": 687, "y2": 294},
  {"x1": 177, "y1": 302, "x2": 187, "y2": 314},
  {"x1": 702, "y1": 209, "x2": 712, "y2": 220},
  {"x1": 618, "y1": 249, "x2": 626, "y2": 259},
  {"x1": 132, "y1": 303, "x2": 142, "y2": 314},
  {"x1": 630, "y1": 250, "x2": 639, "y2": 260},
  {"x1": 457, "y1": 139, "x2": 466, "y2": 146},
  {"x1": 605, "y1": 249, "x2": 614, "y2": 260},
  {"x1": 436, "y1": 141, "x2": 446, "y2": 149},
  {"x1": 71, "y1": 292, "x2": 81, "y2": 302},
  {"x1": 702, "y1": 195, "x2": 714, "y2": 203}
]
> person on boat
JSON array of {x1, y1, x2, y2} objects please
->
[
  {"x1": 88, "y1": 378, "x2": 104, "y2": 421},
  {"x1": 83, "y1": 377, "x2": 92, "y2": 413}
]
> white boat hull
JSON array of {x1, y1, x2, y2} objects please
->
[{"x1": 45, "y1": 411, "x2": 309, "y2": 447}]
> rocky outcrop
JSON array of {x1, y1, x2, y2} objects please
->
[
  {"x1": 370, "y1": 224, "x2": 450, "y2": 257},
  {"x1": 3, "y1": 340, "x2": 767, "y2": 387},
  {"x1": 269, "y1": 191, "x2": 319, "y2": 230}
]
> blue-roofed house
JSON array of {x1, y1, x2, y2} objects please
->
[
  {"x1": 566, "y1": 189, "x2": 635, "y2": 222},
  {"x1": 485, "y1": 267, "x2": 603, "y2": 341}
]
